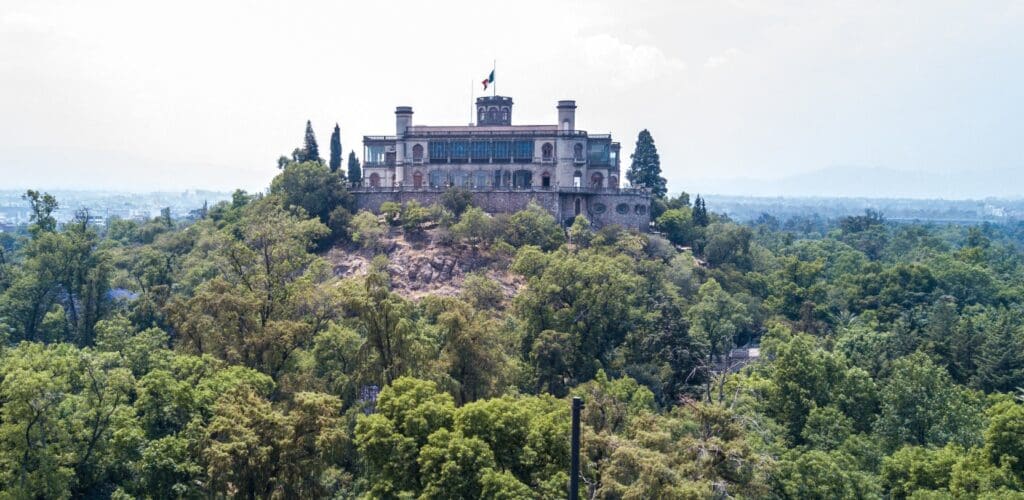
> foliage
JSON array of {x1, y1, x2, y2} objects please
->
[{"x1": 626, "y1": 129, "x2": 667, "y2": 197}]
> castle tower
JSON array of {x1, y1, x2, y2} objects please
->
[
  {"x1": 558, "y1": 100, "x2": 576, "y2": 132},
  {"x1": 476, "y1": 96, "x2": 513, "y2": 126}
]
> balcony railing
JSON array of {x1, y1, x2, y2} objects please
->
[{"x1": 349, "y1": 185, "x2": 648, "y2": 196}]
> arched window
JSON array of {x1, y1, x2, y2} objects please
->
[
  {"x1": 412, "y1": 144, "x2": 424, "y2": 163},
  {"x1": 573, "y1": 170, "x2": 582, "y2": 188},
  {"x1": 573, "y1": 143, "x2": 584, "y2": 161},
  {"x1": 412, "y1": 171, "x2": 423, "y2": 188},
  {"x1": 609, "y1": 175, "x2": 619, "y2": 189},
  {"x1": 478, "y1": 107, "x2": 485, "y2": 122},
  {"x1": 369, "y1": 173, "x2": 381, "y2": 187},
  {"x1": 501, "y1": 106, "x2": 509, "y2": 121},
  {"x1": 562, "y1": 120, "x2": 570, "y2": 132},
  {"x1": 591, "y1": 172, "x2": 604, "y2": 188},
  {"x1": 574, "y1": 198, "x2": 582, "y2": 215},
  {"x1": 541, "y1": 143, "x2": 553, "y2": 161},
  {"x1": 541, "y1": 171, "x2": 551, "y2": 188},
  {"x1": 488, "y1": 106, "x2": 498, "y2": 121}
]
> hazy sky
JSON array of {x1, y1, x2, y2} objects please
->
[{"x1": 2, "y1": 0, "x2": 1022, "y2": 196}]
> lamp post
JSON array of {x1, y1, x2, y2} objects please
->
[{"x1": 570, "y1": 396, "x2": 583, "y2": 500}]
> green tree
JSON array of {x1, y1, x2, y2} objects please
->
[
  {"x1": 686, "y1": 278, "x2": 750, "y2": 402},
  {"x1": 269, "y1": 160, "x2": 354, "y2": 243},
  {"x1": 875, "y1": 352, "x2": 982, "y2": 450},
  {"x1": 329, "y1": 123, "x2": 343, "y2": 173},
  {"x1": 504, "y1": 202, "x2": 565, "y2": 251},
  {"x1": 303, "y1": 119, "x2": 321, "y2": 163},
  {"x1": 626, "y1": 129, "x2": 667, "y2": 197},
  {"x1": 347, "y1": 151, "x2": 361, "y2": 185},
  {"x1": 440, "y1": 187, "x2": 475, "y2": 217}
]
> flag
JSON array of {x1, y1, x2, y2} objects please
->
[{"x1": 481, "y1": 69, "x2": 495, "y2": 90}]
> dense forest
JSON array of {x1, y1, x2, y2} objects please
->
[{"x1": 3, "y1": 159, "x2": 1024, "y2": 499}]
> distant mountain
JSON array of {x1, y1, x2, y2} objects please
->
[{"x1": 687, "y1": 166, "x2": 1024, "y2": 200}]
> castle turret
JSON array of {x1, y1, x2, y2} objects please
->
[
  {"x1": 558, "y1": 100, "x2": 576, "y2": 132},
  {"x1": 395, "y1": 106, "x2": 413, "y2": 136},
  {"x1": 476, "y1": 96, "x2": 513, "y2": 126}
]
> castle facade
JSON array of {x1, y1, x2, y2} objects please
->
[{"x1": 354, "y1": 96, "x2": 650, "y2": 230}]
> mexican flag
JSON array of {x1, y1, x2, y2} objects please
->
[{"x1": 481, "y1": 69, "x2": 495, "y2": 90}]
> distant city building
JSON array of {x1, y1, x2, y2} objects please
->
[{"x1": 356, "y1": 96, "x2": 651, "y2": 229}]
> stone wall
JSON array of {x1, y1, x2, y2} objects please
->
[{"x1": 352, "y1": 188, "x2": 649, "y2": 231}]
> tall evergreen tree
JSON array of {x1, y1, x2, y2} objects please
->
[
  {"x1": 693, "y1": 195, "x2": 709, "y2": 227},
  {"x1": 329, "y1": 123, "x2": 343, "y2": 173},
  {"x1": 347, "y1": 151, "x2": 362, "y2": 185},
  {"x1": 627, "y1": 129, "x2": 667, "y2": 198},
  {"x1": 303, "y1": 120, "x2": 321, "y2": 163}
]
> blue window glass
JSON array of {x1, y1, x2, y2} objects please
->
[
  {"x1": 471, "y1": 141, "x2": 491, "y2": 160},
  {"x1": 429, "y1": 141, "x2": 447, "y2": 161},
  {"x1": 493, "y1": 141, "x2": 511, "y2": 161},
  {"x1": 475, "y1": 171, "x2": 489, "y2": 187},
  {"x1": 588, "y1": 141, "x2": 610, "y2": 165},
  {"x1": 451, "y1": 141, "x2": 469, "y2": 159},
  {"x1": 513, "y1": 140, "x2": 534, "y2": 160}
]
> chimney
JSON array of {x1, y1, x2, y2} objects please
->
[{"x1": 395, "y1": 106, "x2": 413, "y2": 136}]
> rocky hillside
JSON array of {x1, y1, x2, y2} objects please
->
[{"x1": 324, "y1": 229, "x2": 523, "y2": 301}]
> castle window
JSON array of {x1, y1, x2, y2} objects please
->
[
  {"x1": 593, "y1": 203, "x2": 607, "y2": 214},
  {"x1": 573, "y1": 170, "x2": 582, "y2": 188},
  {"x1": 428, "y1": 141, "x2": 448, "y2": 163},
  {"x1": 471, "y1": 141, "x2": 491, "y2": 161},
  {"x1": 591, "y1": 172, "x2": 604, "y2": 188},
  {"x1": 452, "y1": 171, "x2": 469, "y2": 187},
  {"x1": 493, "y1": 141, "x2": 511, "y2": 162},
  {"x1": 413, "y1": 171, "x2": 423, "y2": 188},
  {"x1": 616, "y1": 203, "x2": 629, "y2": 215},
  {"x1": 475, "y1": 171, "x2": 489, "y2": 188},
  {"x1": 429, "y1": 170, "x2": 446, "y2": 187},
  {"x1": 541, "y1": 172, "x2": 551, "y2": 187},
  {"x1": 412, "y1": 144, "x2": 424, "y2": 163},
  {"x1": 575, "y1": 198, "x2": 581, "y2": 215},
  {"x1": 574, "y1": 143, "x2": 584, "y2": 162},
  {"x1": 512, "y1": 169, "x2": 532, "y2": 189},
  {"x1": 450, "y1": 141, "x2": 469, "y2": 161},
  {"x1": 541, "y1": 143, "x2": 553, "y2": 162},
  {"x1": 369, "y1": 173, "x2": 381, "y2": 187},
  {"x1": 502, "y1": 106, "x2": 509, "y2": 121},
  {"x1": 609, "y1": 175, "x2": 619, "y2": 188},
  {"x1": 488, "y1": 106, "x2": 498, "y2": 122},
  {"x1": 478, "y1": 107, "x2": 485, "y2": 122},
  {"x1": 563, "y1": 120, "x2": 570, "y2": 132},
  {"x1": 512, "y1": 140, "x2": 533, "y2": 162}
]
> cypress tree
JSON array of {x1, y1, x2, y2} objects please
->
[
  {"x1": 303, "y1": 120, "x2": 321, "y2": 163},
  {"x1": 347, "y1": 151, "x2": 362, "y2": 185},
  {"x1": 627, "y1": 129, "x2": 667, "y2": 198},
  {"x1": 329, "y1": 123, "x2": 343, "y2": 173},
  {"x1": 693, "y1": 195, "x2": 709, "y2": 227}
]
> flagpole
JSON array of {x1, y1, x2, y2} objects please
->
[
  {"x1": 470, "y1": 79, "x2": 474, "y2": 125},
  {"x1": 493, "y1": 59, "x2": 496, "y2": 97}
]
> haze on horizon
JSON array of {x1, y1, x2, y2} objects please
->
[{"x1": 1, "y1": 0, "x2": 1022, "y2": 199}]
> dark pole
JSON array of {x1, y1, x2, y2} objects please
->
[{"x1": 570, "y1": 396, "x2": 583, "y2": 500}]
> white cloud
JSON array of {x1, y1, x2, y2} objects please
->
[
  {"x1": 578, "y1": 33, "x2": 687, "y2": 86},
  {"x1": 705, "y1": 48, "x2": 740, "y2": 69}
]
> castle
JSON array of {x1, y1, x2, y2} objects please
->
[{"x1": 353, "y1": 96, "x2": 651, "y2": 230}]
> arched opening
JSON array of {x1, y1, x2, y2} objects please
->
[
  {"x1": 609, "y1": 175, "x2": 619, "y2": 189},
  {"x1": 562, "y1": 120, "x2": 570, "y2": 132},
  {"x1": 574, "y1": 198, "x2": 582, "y2": 215},
  {"x1": 573, "y1": 170, "x2": 582, "y2": 188},
  {"x1": 369, "y1": 173, "x2": 381, "y2": 187},
  {"x1": 412, "y1": 171, "x2": 423, "y2": 188},
  {"x1": 573, "y1": 143, "x2": 584, "y2": 162},
  {"x1": 541, "y1": 143, "x2": 553, "y2": 162},
  {"x1": 591, "y1": 172, "x2": 604, "y2": 188},
  {"x1": 488, "y1": 106, "x2": 498, "y2": 121},
  {"x1": 541, "y1": 171, "x2": 551, "y2": 188},
  {"x1": 501, "y1": 106, "x2": 509, "y2": 121},
  {"x1": 477, "y1": 107, "x2": 485, "y2": 123},
  {"x1": 412, "y1": 144, "x2": 424, "y2": 163}
]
